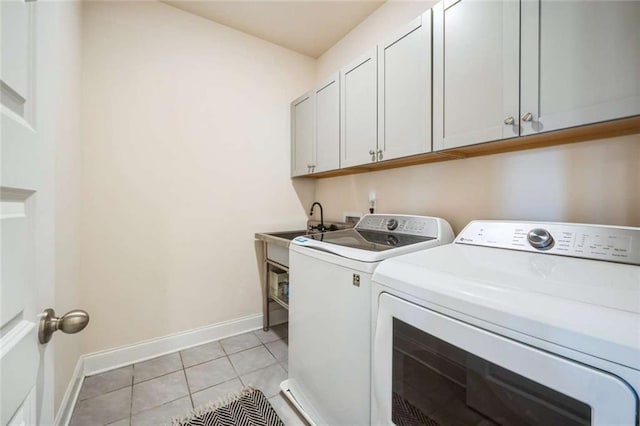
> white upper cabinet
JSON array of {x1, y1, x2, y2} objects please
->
[
  {"x1": 291, "y1": 92, "x2": 314, "y2": 177},
  {"x1": 314, "y1": 73, "x2": 340, "y2": 173},
  {"x1": 341, "y1": 48, "x2": 378, "y2": 168},
  {"x1": 292, "y1": 0, "x2": 640, "y2": 176},
  {"x1": 433, "y1": 0, "x2": 520, "y2": 150},
  {"x1": 378, "y1": 12, "x2": 432, "y2": 161},
  {"x1": 520, "y1": 0, "x2": 640, "y2": 136}
]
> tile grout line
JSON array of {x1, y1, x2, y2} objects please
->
[
  {"x1": 131, "y1": 394, "x2": 194, "y2": 421},
  {"x1": 129, "y1": 365, "x2": 134, "y2": 425},
  {"x1": 229, "y1": 342, "x2": 284, "y2": 388},
  {"x1": 178, "y1": 351, "x2": 196, "y2": 409},
  {"x1": 74, "y1": 331, "x2": 289, "y2": 425},
  {"x1": 263, "y1": 337, "x2": 287, "y2": 361},
  {"x1": 226, "y1": 353, "x2": 246, "y2": 387},
  {"x1": 189, "y1": 376, "x2": 244, "y2": 399},
  {"x1": 181, "y1": 353, "x2": 226, "y2": 370}
]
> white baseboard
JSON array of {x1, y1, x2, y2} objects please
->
[
  {"x1": 55, "y1": 309, "x2": 287, "y2": 425},
  {"x1": 54, "y1": 356, "x2": 85, "y2": 426},
  {"x1": 84, "y1": 308, "x2": 288, "y2": 376}
]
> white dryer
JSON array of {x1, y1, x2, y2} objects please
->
[
  {"x1": 372, "y1": 220, "x2": 640, "y2": 425},
  {"x1": 281, "y1": 214, "x2": 454, "y2": 425}
]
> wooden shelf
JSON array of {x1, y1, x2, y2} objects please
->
[{"x1": 296, "y1": 116, "x2": 640, "y2": 179}]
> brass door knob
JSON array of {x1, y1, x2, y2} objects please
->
[{"x1": 38, "y1": 308, "x2": 90, "y2": 344}]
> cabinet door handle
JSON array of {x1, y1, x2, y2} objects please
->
[
  {"x1": 504, "y1": 116, "x2": 515, "y2": 125},
  {"x1": 521, "y1": 112, "x2": 533, "y2": 122},
  {"x1": 377, "y1": 150, "x2": 383, "y2": 161},
  {"x1": 369, "y1": 150, "x2": 376, "y2": 161}
]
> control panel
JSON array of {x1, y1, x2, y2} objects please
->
[
  {"x1": 456, "y1": 221, "x2": 640, "y2": 265},
  {"x1": 356, "y1": 214, "x2": 439, "y2": 238}
]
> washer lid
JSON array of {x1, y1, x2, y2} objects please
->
[
  {"x1": 301, "y1": 229, "x2": 434, "y2": 251},
  {"x1": 291, "y1": 233, "x2": 443, "y2": 263},
  {"x1": 373, "y1": 243, "x2": 640, "y2": 370},
  {"x1": 291, "y1": 214, "x2": 455, "y2": 262}
]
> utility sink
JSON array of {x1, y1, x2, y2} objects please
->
[
  {"x1": 256, "y1": 224, "x2": 345, "y2": 267},
  {"x1": 258, "y1": 230, "x2": 314, "y2": 267},
  {"x1": 255, "y1": 230, "x2": 310, "y2": 268}
]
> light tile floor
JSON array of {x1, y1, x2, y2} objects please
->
[{"x1": 70, "y1": 324, "x2": 307, "y2": 426}]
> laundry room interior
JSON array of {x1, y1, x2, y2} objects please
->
[{"x1": 1, "y1": 0, "x2": 639, "y2": 425}]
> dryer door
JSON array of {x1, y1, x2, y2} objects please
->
[{"x1": 372, "y1": 293, "x2": 638, "y2": 426}]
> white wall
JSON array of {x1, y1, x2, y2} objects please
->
[
  {"x1": 315, "y1": 136, "x2": 640, "y2": 232},
  {"x1": 57, "y1": 0, "x2": 639, "y2": 403},
  {"x1": 79, "y1": 1, "x2": 316, "y2": 354},
  {"x1": 314, "y1": 1, "x2": 640, "y2": 232}
]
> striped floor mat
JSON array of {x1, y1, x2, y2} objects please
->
[{"x1": 172, "y1": 387, "x2": 283, "y2": 426}]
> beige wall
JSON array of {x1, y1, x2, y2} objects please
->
[
  {"x1": 54, "y1": 0, "x2": 639, "y2": 406},
  {"x1": 314, "y1": 1, "x2": 640, "y2": 232},
  {"x1": 50, "y1": 1, "x2": 83, "y2": 412},
  {"x1": 79, "y1": 1, "x2": 316, "y2": 353},
  {"x1": 315, "y1": 136, "x2": 640, "y2": 233}
]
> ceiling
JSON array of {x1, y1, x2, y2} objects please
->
[{"x1": 162, "y1": 1, "x2": 385, "y2": 58}]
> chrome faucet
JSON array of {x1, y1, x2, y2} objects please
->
[{"x1": 309, "y1": 202, "x2": 326, "y2": 232}]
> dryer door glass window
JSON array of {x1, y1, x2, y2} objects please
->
[{"x1": 392, "y1": 318, "x2": 591, "y2": 425}]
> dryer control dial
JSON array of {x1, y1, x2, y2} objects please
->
[
  {"x1": 528, "y1": 228, "x2": 554, "y2": 250},
  {"x1": 387, "y1": 218, "x2": 398, "y2": 231}
]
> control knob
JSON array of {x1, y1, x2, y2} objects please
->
[
  {"x1": 527, "y1": 228, "x2": 554, "y2": 250},
  {"x1": 387, "y1": 218, "x2": 398, "y2": 231}
]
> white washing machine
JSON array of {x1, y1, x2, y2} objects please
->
[
  {"x1": 280, "y1": 214, "x2": 454, "y2": 426},
  {"x1": 372, "y1": 220, "x2": 640, "y2": 425}
]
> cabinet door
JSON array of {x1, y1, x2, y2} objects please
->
[
  {"x1": 521, "y1": 1, "x2": 640, "y2": 136},
  {"x1": 314, "y1": 74, "x2": 340, "y2": 173},
  {"x1": 290, "y1": 92, "x2": 314, "y2": 177},
  {"x1": 433, "y1": 0, "x2": 520, "y2": 150},
  {"x1": 378, "y1": 13, "x2": 431, "y2": 161},
  {"x1": 341, "y1": 49, "x2": 377, "y2": 168}
]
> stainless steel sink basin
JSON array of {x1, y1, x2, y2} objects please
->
[
  {"x1": 256, "y1": 224, "x2": 348, "y2": 268},
  {"x1": 256, "y1": 230, "x2": 311, "y2": 268}
]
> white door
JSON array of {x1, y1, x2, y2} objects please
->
[
  {"x1": 433, "y1": 0, "x2": 520, "y2": 150},
  {"x1": 372, "y1": 293, "x2": 637, "y2": 425},
  {"x1": 313, "y1": 73, "x2": 340, "y2": 173},
  {"x1": 290, "y1": 91, "x2": 314, "y2": 176},
  {"x1": 378, "y1": 13, "x2": 431, "y2": 161},
  {"x1": 340, "y1": 48, "x2": 377, "y2": 168},
  {"x1": 1, "y1": 1, "x2": 55, "y2": 424},
  {"x1": 521, "y1": 1, "x2": 640, "y2": 136}
]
